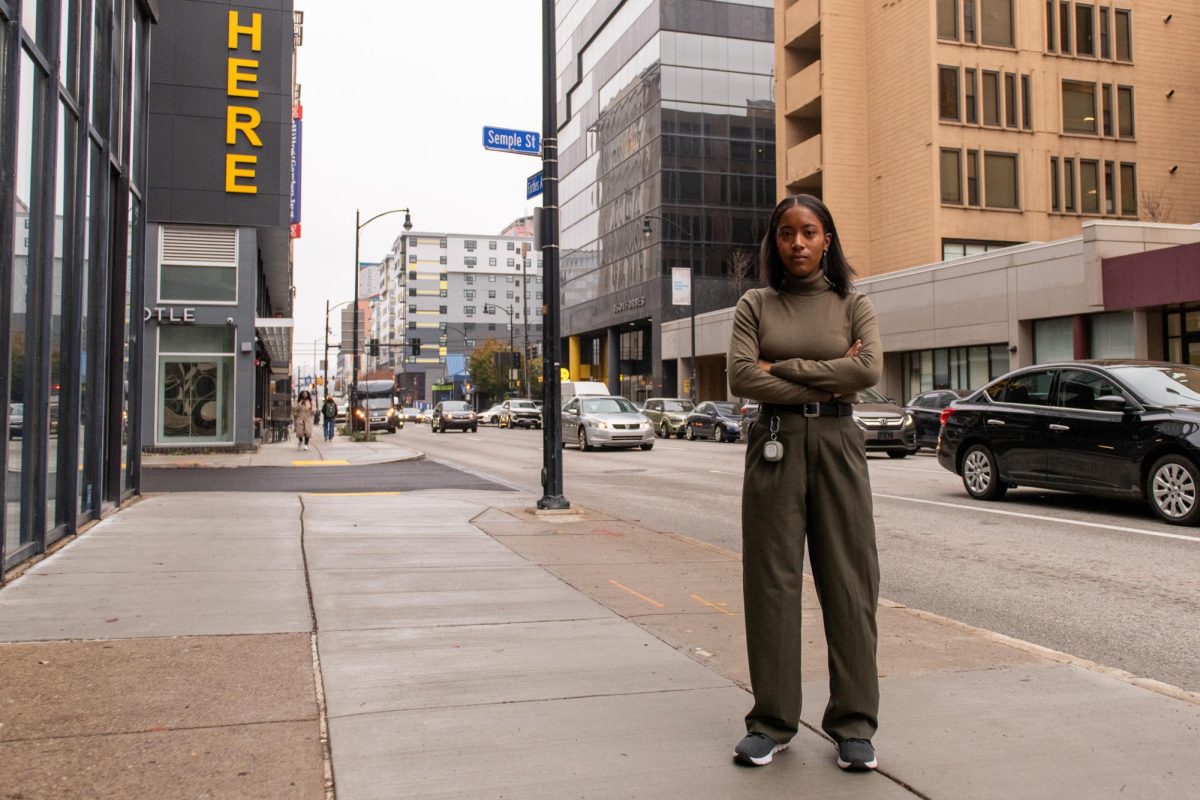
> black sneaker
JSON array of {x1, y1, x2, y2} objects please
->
[
  {"x1": 733, "y1": 732, "x2": 787, "y2": 766},
  {"x1": 836, "y1": 738, "x2": 878, "y2": 771}
]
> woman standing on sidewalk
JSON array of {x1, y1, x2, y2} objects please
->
[
  {"x1": 320, "y1": 395, "x2": 338, "y2": 441},
  {"x1": 292, "y1": 390, "x2": 316, "y2": 451},
  {"x1": 727, "y1": 193, "x2": 883, "y2": 773}
]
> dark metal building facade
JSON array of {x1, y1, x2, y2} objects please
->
[
  {"x1": 555, "y1": 0, "x2": 776, "y2": 401},
  {"x1": 2, "y1": 0, "x2": 158, "y2": 578}
]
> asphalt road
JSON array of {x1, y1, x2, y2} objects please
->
[{"x1": 396, "y1": 422, "x2": 1200, "y2": 694}]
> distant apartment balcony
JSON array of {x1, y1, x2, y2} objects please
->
[
  {"x1": 786, "y1": 134, "x2": 822, "y2": 189},
  {"x1": 786, "y1": 60, "x2": 821, "y2": 119},
  {"x1": 784, "y1": 0, "x2": 819, "y2": 47}
]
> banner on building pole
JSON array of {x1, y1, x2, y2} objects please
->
[{"x1": 671, "y1": 267, "x2": 692, "y2": 306}]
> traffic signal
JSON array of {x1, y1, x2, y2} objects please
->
[
  {"x1": 368, "y1": 338, "x2": 380, "y2": 357},
  {"x1": 410, "y1": 338, "x2": 421, "y2": 356},
  {"x1": 512, "y1": 351, "x2": 523, "y2": 370}
]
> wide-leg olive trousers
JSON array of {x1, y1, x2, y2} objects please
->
[{"x1": 741, "y1": 412, "x2": 880, "y2": 744}]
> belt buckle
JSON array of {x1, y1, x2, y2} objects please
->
[{"x1": 803, "y1": 402, "x2": 820, "y2": 417}]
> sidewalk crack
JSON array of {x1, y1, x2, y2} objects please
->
[{"x1": 298, "y1": 495, "x2": 336, "y2": 800}]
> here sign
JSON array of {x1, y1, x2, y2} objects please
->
[{"x1": 483, "y1": 126, "x2": 541, "y2": 156}]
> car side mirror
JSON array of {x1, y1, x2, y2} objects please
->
[
  {"x1": 1096, "y1": 395, "x2": 1131, "y2": 413},
  {"x1": 568, "y1": 408, "x2": 579, "y2": 416}
]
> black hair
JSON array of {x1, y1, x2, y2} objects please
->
[
  {"x1": 298, "y1": 390, "x2": 312, "y2": 400},
  {"x1": 759, "y1": 193, "x2": 856, "y2": 297}
]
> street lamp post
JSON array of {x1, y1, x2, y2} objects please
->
[
  {"x1": 643, "y1": 214, "x2": 697, "y2": 403},
  {"x1": 353, "y1": 207, "x2": 412, "y2": 425},
  {"x1": 324, "y1": 299, "x2": 353, "y2": 396},
  {"x1": 485, "y1": 303, "x2": 516, "y2": 396}
]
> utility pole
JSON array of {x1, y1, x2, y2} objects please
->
[
  {"x1": 521, "y1": 242, "x2": 531, "y2": 395},
  {"x1": 539, "y1": 0, "x2": 569, "y2": 509}
]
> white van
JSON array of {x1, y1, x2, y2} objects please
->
[{"x1": 560, "y1": 380, "x2": 610, "y2": 405}]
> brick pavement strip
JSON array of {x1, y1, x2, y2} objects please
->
[{"x1": 0, "y1": 634, "x2": 325, "y2": 799}]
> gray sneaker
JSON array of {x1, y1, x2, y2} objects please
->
[
  {"x1": 733, "y1": 732, "x2": 787, "y2": 766},
  {"x1": 836, "y1": 738, "x2": 878, "y2": 771}
]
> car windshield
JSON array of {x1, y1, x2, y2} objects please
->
[
  {"x1": 663, "y1": 400, "x2": 693, "y2": 412},
  {"x1": 857, "y1": 387, "x2": 890, "y2": 404},
  {"x1": 365, "y1": 398, "x2": 392, "y2": 410},
  {"x1": 441, "y1": 402, "x2": 470, "y2": 412},
  {"x1": 582, "y1": 397, "x2": 638, "y2": 414},
  {"x1": 510, "y1": 400, "x2": 536, "y2": 409},
  {"x1": 1109, "y1": 365, "x2": 1200, "y2": 407}
]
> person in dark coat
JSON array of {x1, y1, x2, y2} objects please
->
[{"x1": 727, "y1": 194, "x2": 883, "y2": 773}]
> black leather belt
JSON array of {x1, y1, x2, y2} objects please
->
[{"x1": 761, "y1": 401, "x2": 853, "y2": 418}]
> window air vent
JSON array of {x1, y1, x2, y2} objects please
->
[{"x1": 161, "y1": 225, "x2": 238, "y2": 265}]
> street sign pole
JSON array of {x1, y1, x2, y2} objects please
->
[{"x1": 539, "y1": 0, "x2": 569, "y2": 510}]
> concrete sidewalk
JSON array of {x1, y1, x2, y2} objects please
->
[
  {"x1": 1, "y1": 488, "x2": 1198, "y2": 799},
  {"x1": 142, "y1": 430, "x2": 421, "y2": 469}
]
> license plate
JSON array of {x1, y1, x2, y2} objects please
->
[{"x1": 876, "y1": 431, "x2": 894, "y2": 441}]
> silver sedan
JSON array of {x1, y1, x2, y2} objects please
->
[{"x1": 561, "y1": 395, "x2": 655, "y2": 451}]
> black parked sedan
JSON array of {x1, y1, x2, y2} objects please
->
[
  {"x1": 684, "y1": 401, "x2": 743, "y2": 442},
  {"x1": 905, "y1": 390, "x2": 964, "y2": 450},
  {"x1": 937, "y1": 360, "x2": 1200, "y2": 525}
]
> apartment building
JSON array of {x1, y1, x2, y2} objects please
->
[
  {"x1": 742, "y1": 0, "x2": 1200, "y2": 399},
  {"x1": 777, "y1": 0, "x2": 1198, "y2": 273},
  {"x1": 371, "y1": 231, "x2": 543, "y2": 405}
]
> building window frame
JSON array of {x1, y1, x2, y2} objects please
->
[
  {"x1": 983, "y1": 151, "x2": 1020, "y2": 209},
  {"x1": 939, "y1": 66, "x2": 961, "y2": 121},
  {"x1": 940, "y1": 148, "x2": 963, "y2": 205}
]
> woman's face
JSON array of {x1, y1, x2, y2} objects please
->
[{"x1": 775, "y1": 204, "x2": 832, "y2": 280}]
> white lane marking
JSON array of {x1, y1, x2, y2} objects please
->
[
  {"x1": 873, "y1": 493, "x2": 1200, "y2": 543},
  {"x1": 709, "y1": 470, "x2": 736, "y2": 475}
]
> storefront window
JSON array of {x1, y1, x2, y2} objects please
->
[
  {"x1": 157, "y1": 326, "x2": 235, "y2": 443},
  {"x1": 1034, "y1": 316, "x2": 1074, "y2": 362},
  {"x1": 49, "y1": 101, "x2": 72, "y2": 526},
  {"x1": 1089, "y1": 312, "x2": 1133, "y2": 358}
]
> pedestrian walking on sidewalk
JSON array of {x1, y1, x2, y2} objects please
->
[
  {"x1": 292, "y1": 390, "x2": 316, "y2": 450},
  {"x1": 727, "y1": 193, "x2": 883, "y2": 773},
  {"x1": 321, "y1": 395, "x2": 338, "y2": 441}
]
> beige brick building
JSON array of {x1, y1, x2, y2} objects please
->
[{"x1": 776, "y1": 0, "x2": 1200, "y2": 276}]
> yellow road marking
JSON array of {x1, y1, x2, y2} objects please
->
[
  {"x1": 291, "y1": 460, "x2": 350, "y2": 467},
  {"x1": 305, "y1": 491, "x2": 403, "y2": 496},
  {"x1": 608, "y1": 579, "x2": 665, "y2": 609},
  {"x1": 691, "y1": 593, "x2": 735, "y2": 616}
]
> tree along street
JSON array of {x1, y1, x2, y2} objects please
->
[{"x1": 395, "y1": 423, "x2": 1200, "y2": 694}]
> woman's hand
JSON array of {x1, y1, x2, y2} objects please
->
[
  {"x1": 845, "y1": 339, "x2": 863, "y2": 358},
  {"x1": 757, "y1": 359, "x2": 774, "y2": 373}
]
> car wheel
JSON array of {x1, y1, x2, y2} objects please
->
[
  {"x1": 658, "y1": 422, "x2": 668, "y2": 439},
  {"x1": 961, "y1": 444, "x2": 1006, "y2": 500},
  {"x1": 685, "y1": 425, "x2": 696, "y2": 441},
  {"x1": 640, "y1": 443, "x2": 653, "y2": 451},
  {"x1": 714, "y1": 425, "x2": 726, "y2": 443},
  {"x1": 1147, "y1": 454, "x2": 1200, "y2": 525},
  {"x1": 887, "y1": 450, "x2": 908, "y2": 459},
  {"x1": 578, "y1": 427, "x2": 591, "y2": 451}
]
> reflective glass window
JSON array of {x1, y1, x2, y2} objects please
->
[{"x1": 1062, "y1": 80, "x2": 1097, "y2": 134}]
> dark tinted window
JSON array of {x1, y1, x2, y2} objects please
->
[
  {"x1": 985, "y1": 370, "x2": 1054, "y2": 405},
  {"x1": 1055, "y1": 369, "x2": 1122, "y2": 410}
]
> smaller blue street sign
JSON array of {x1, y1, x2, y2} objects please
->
[
  {"x1": 526, "y1": 171, "x2": 544, "y2": 199},
  {"x1": 483, "y1": 126, "x2": 541, "y2": 156}
]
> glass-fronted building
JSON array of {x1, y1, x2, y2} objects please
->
[
  {"x1": 138, "y1": 0, "x2": 297, "y2": 451},
  {"x1": 2, "y1": 0, "x2": 158, "y2": 578},
  {"x1": 555, "y1": 0, "x2": 776, "y2": 402}
]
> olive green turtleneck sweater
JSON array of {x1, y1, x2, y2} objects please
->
[{"x1": 727, "y1": 269, "x2": 881, "y2": 404}]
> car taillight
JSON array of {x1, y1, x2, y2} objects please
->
[{"x1": 939, "y1": 407, "x2": 955, "y2": 426}]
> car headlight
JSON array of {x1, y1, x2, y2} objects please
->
[
  {"x1": 388, "y1": 408, "x2": 397, "y2": 416},
  {"x1": 853, "y1": 416, "x2": 866, "y2": 430},
  {"x1": 591, "y1": 419, "x2": 609, "y2": 429},
  {"x1": 641, "y1": 422, "x2": 652, "y2": 430},
  {"x1": 354, "y1": 409, "x2": 365, "y2": 419},
  {"x1": 902, "y1": 413, "x2": 914, "y2": 428}
]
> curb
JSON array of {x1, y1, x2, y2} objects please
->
[{"x1": 142, "y1": 450, "x2": 426, "y2": 469}]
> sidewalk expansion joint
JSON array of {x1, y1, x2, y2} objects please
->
[
  {"x1": 325, "y1": 684, "x2": 733, "y2": 722},
  {"x1": 0, "y1": 715, "x2": 322, "y2": 745},
  {"x1": 297, "y1": 494, "x2": 337, "y2": 800},
  {"x1": 797, "y1": 720, "x2": 933, "y2": 800},
  {"x1": 318, "y1": 617, "x2": 615, "y2": 634}
]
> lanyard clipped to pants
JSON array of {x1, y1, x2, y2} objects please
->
[{"x1": 763, "y1": 415, "x2": 784, "y2": 462}]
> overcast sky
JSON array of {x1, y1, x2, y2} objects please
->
[{"x1": 290, "y1": 1, "x2": 547, "y2": 374}]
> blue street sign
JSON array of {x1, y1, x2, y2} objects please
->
[
  {"x1": 527, "y1": 171, "x2": 544, "y2": 199},
  {"x1": 483, "y1": 126, "x2": 541, "y2": 156}
]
